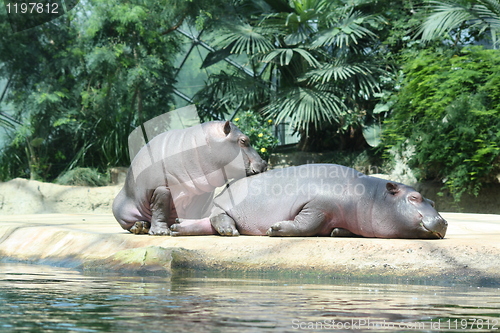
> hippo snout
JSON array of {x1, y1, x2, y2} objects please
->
[
  {"x1": 250, "y1": 160, "x2": 268, "y2": 175},
  {"x1": 421, "y1": 215, "x2": 448, "y2": 239},
  {"x1": 259, "y1": 160, "x2": 268, "y2": 172}
]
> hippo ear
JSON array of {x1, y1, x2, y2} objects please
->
[
  {"x1": 386, "y1": 182, "x2": 400, "y2": 195},
  {"x1": 425, "y1": 198, "x2": 436, "y2": 208},
  {"x1": 223, "y1": 121, "x2": 231, "y2": 136}
]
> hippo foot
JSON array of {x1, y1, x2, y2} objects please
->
[
  {"x1": 169, "y1": 227, "x2": 179, "y2": 236},
  {"x1": 169, "y1": 219, "x2": 183, "y2": 237},
  {"x1": 216, "y1": 226, "x2": 239, "y2": 236},
  {"x1": 129, "y1": 221, "x2": 151, "y2": 235},
  {"x1": 330, "y1": 228, "x2": 359, "y2": 237},
  {"x1": 169, "y1": 219, "x2": 210, "y2": 236},
  {"x1": 210, "y1": 214, "x2": 239, "y2": 236},
  {"x1": 266, "y1": 222, "x2": 290, "y2": 236},
  {"x1": 170, "y1": 218, "x2": 217, "y2": 236},
  {"x1": 148, "y1": 225, "x2": 171, "y2": 236}
]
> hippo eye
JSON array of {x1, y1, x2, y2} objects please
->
[
  {"x1": 239, "y1": 138, "x2": 248, "y2": 146},
  {"x1": 409, "y1": 194, "x2": 422, "y2": 203}
]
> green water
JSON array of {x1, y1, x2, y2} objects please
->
[{"x1": 0, "y1": 263, "x2": 499, "y2": 332}]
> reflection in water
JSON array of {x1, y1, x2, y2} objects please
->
[{"x1": 0, "y1": 263, "x2": 499, "y2": 332}]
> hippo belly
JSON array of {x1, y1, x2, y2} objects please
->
[{"x1": 211, "y1": 169, "x2": 349, "y2": 236}]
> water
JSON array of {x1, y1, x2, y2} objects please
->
[{"x1": 0, "y1": 263, "x2": 499, "y2": 332}]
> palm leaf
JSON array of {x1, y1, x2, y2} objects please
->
[
  {"x1": 303, "y1": 60, "x2": 382, "y2": 98},
  {"x1": 419, "y1": 0, "x2": 500, "y2": 43},
  {"x1": 303, "y1": 62, "x2": 373, "y2": 84},
  {"x1": 262, "y1": 85, "x2": 345, "y2": 133},
  {"x1": 194, "y1": 71, "x2": 271, "y2": 115},
  {"x1": 262, "y1": 47, "x2": 320, "y2": 67},
  {"x1": 215, "y1": 23, "x2": 275, "y2": 55},
  {"x1": 311, "y1": 9, "x2": 378, "y2": 49},
  {"x1": 260, "y1": 0, "x2": 326, "y2": 45},
  {"x1": 419, "y1": 1, "x2": 474, "y2": 41},
  {"x1": 473, "y1": 0, "x2": 500, "y2": 30}
]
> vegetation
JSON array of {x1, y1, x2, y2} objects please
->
[
  {"x1": 0, "y1": 0, "x2": 499, "y2": 201},
  {"x1": 0, "y1": 0, "x2": 231, "y2": 181},
  {"x1": 56, "y1": 167, "x2": 109, "y2": 187},
  {"x1": 0, "y1": 0, "x2": 183, "y2": 181},
  {"x1": 232, "y1": 111, "x2": 279, "y2": 160},
  {"x1": 419, "y1": 0, "x2": 500, "y2": 48},
  {"x1": 380, "y1": 0, "x2": 500, "y2": 200},
  {"x1": 384, "y1": 46, "x2": 500, "y2": 200},
  {"x1": 194, "y1": 0, "x2": 392, "y2": 151}
]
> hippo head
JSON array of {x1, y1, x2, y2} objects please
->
[
  {"x1": 370, "y1": 182, "x2": 448, "y2": 239},
  {"x1": 208, "y1": 121, "x2": 267, "y2": 179}
]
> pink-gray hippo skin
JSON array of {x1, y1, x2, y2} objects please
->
[
  {"x1": 171, "y1": 164, "x2": 448, "y2": 239},
  {"x1": 112, "y1": 121, "x2": 267, "y2": 236}
]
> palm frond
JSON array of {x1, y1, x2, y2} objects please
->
[
  {"x1": 194, "y1": 71, "x2": 271, "y2": 116},
  {"x1": 419, "y1": 0, "x2": 500, "y2": 42},
  {"x1": 303, "y1": 62, "x2": 373, "y2": 84},
  {"x1": 311, "y1": 9, "x2": 378, "y2": 49},
  {"x1": 303, "y1": 60, "x2": 382, "y2": 98},
  {"x1": 214, "y1": 23, "x2": 275, "y2": 55},
  {"x1": 262, "y1": 85, "x2": 346, "y2": 133},
  {"x1": 351, "y1": 69, "x2": 381, "y2": 98},
  {"x1": 419, "y1": 1, "x2": 474, "y2": 41},
  {"x1": 474, "y1": 0, "x2": 500, "y2": 30},
  {"x1": 262, "y1": 48, "x2": 320, "y2": 67}
]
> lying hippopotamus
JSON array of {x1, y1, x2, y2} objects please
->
[
  {"x1": 171, "y1": 164, "x2": 448, "y2": 239},
  {"x1": 112, "y1": 121, "x2": 267, "y2": 235}
]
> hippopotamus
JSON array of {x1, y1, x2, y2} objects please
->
[
  {"x1": 112, "y1": 120, "x2": 267, "y2": 235},
  {"x1": 171, "y1": 164, "x2": 448, "y2": 239}
]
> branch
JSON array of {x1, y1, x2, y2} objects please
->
[{"x1": 161, "y1": 14, "x2": 186, "y2": 35}]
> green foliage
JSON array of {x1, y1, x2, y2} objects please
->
[
  {"x1": 0, "y1": 0, "x2": 185, "y2": 181},
  {"x1": 195, "y1": 0, "x2": 391, "y2": 150},
  {"x1": 232, "y1": 111, "x2": 279, "y2": 160},
  {"x1": 56, "y1": 167, "x2": 109, "y2": 187},
  {"x1": 419, "y1": 0, "x2": 500, "y2": 48},
  {"x1": 384, "y1": 46, "x2": 500, "y2": 200}
]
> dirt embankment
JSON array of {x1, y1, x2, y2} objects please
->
[
  {"x1": 0, "y1": 178, "x2": 121, "y2": 215},
  {"x1": 1, "y1": 175, "x2": 499, "y2": 216}
]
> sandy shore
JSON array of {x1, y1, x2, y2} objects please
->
[
  {"x1": 1, "y1": 177, "x2": 499, "y2": 283},
  {"x1": 0, "y1": 212, "x2": 499, "y2": 284}
]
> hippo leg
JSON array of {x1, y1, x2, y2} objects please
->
[
  {"x1": 330, "y1": 228, "x2": 360, "y2": 237},
  {"x1": 129, "y1": 221, "x2": 151, "y2": 234},
  {"x1": 170, "y1": 218, "x2": 217, "y2": 236},
  {"x1": 149, "y1": 186, "x2": 172, "y2": 236},
  {"x1": 210, "y1": 213, "x2": 240, "y2": 236},
  {"x1": 267, "y1": 206, "x2": 324, "y2": 237}
]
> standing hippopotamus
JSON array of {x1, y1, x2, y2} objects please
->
[
  {"x1": 171, "y1": 164, "x2": 448, "y2": 239},
  {"x1": 112, "y1": 121, "x2": 267, "y2": 235}
]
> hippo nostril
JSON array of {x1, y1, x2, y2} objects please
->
[{"x1": 421, "y1": 216, "x2": 448, "y2": 239}]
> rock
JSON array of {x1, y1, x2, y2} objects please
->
[
  {"x1": 0, "y1": 178, "x2": 120, "y2": 215},
  {"x1": 82, "y1": 246, "x2": 199, "y2": 276}
]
